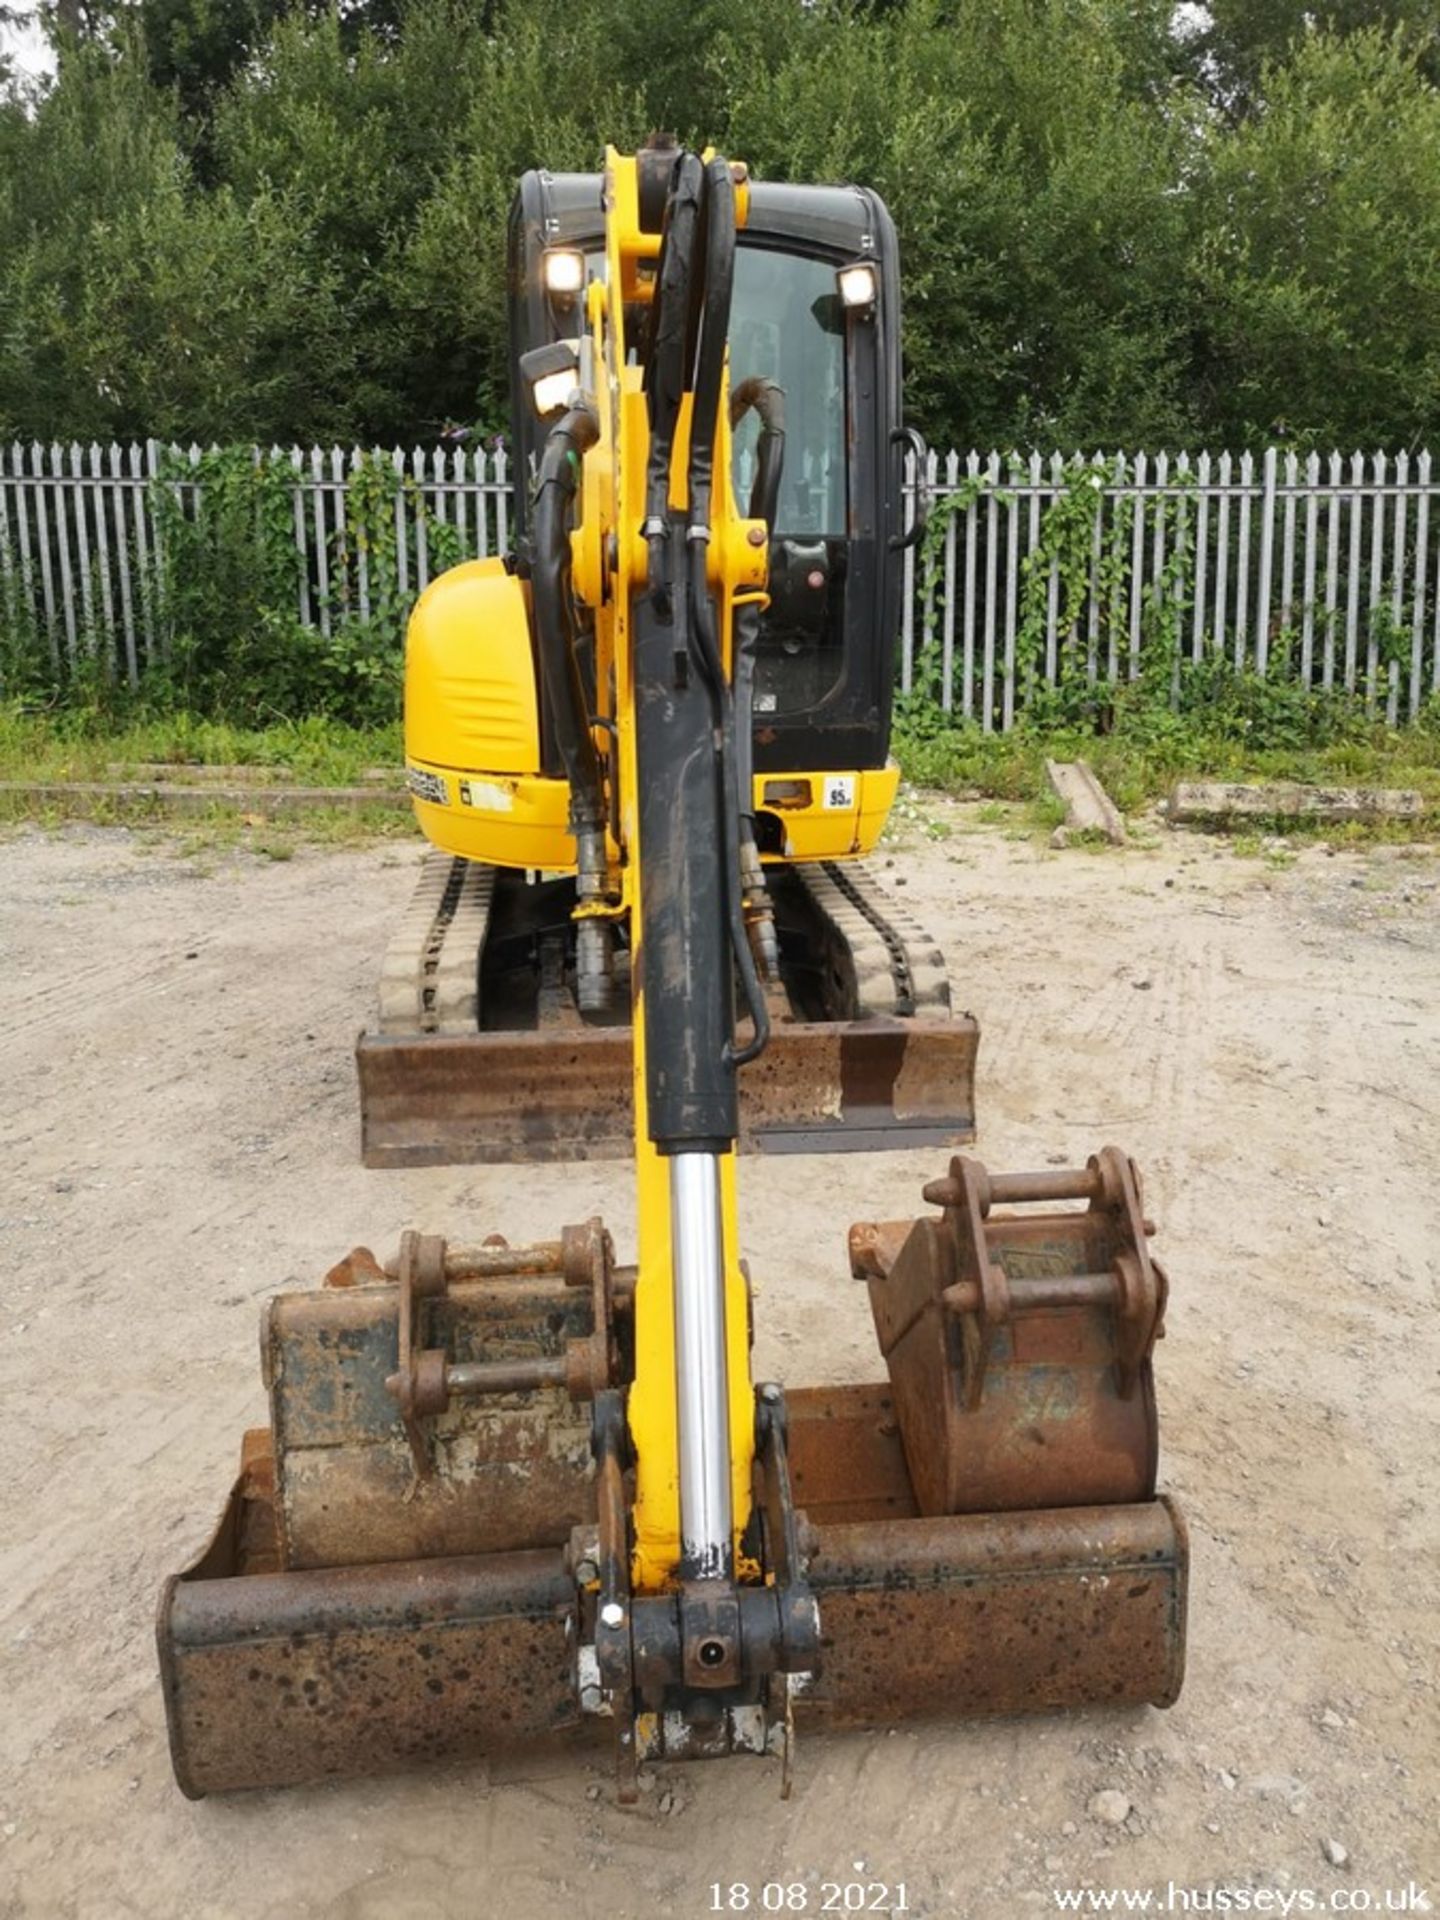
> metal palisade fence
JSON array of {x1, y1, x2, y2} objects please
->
[{"x1": 2, "y1": 439, "x2": 1438, "y2": 728}]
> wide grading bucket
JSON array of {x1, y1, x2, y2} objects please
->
[
  {"x1": 159, "y1": 1412, "x2": 1185, "y2": 1796},
  {"x1": 158, "y1": 1153, "x2": 1187, "y2": 1798}
]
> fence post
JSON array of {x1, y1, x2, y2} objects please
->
[
  {"x1": 1002, "y1": 452, "x2": 1020, "y2": 728},
  {"x1": 1170, "y1": 451, "x2": 1189, "y2": 700},
  {"x1": 1344, "y1": 450, "x2": 1364, "y2": 692},
  {"x1": 1323, "y1": 452, "x2": 1342, "y2": 690},
  {"x1": 0, "y1": 445, "x2": 16, "y2": 660},
  {"x1": 1279, "y1": 450, "x2": 1298, "y2": 650},
  {"x1": 107, "y1": 442, "x2": 138, "y2": 687},
  {"x1": 1045, "y1": 450, "x2": 1063, "y2": 685},
  {"x1": 920, "y1": 443, "x2": 939, "y2": 698},
  {"x1": 1412, "y1": 450, "x2": 1431, "y2": 719},
  {"x1": 899, "y1": 439, "x2": 915, "y2": 694},
  {"x1": 1234, "y1": 450, "x2": 1254, "y2": 670},
  {"x1": 11, "y1": 442, "x2": 41, "y2": 666},
  {"x1": 392, "y1": 446, "x2": 410, "y2": 595},
  {"x1": 1192, "y1": 451, "x2": 1210, "y2": 662},
  {"x1": 1300, "y1": 452, "x2": 1319, "y2": 689},
  {"x1": 940, "y1": 449, "x2": 958, "y2": 710},
  {"x1": 1388, "y1": 450, "x2": 1408, "y2": 725},
  {"x1": 146, "y1": 438, "x2": 171, "y2": 660},
  {"x1": 351, "y1": 447, "x2": 370, "y2": 622},
  {"x1": 981, "y1": 450, "x2": 1000, "y2": 729},
  {"x1": 1366, "y1": 450, "x2": 1386, "y2": 713},
  {"x1": 1150, "y1": 450, "x2": 1169, "y2": 682},
  {"x1": 494, "y1": 446, "x2": 510, "y2": 555},
  {"x1": 961, "y1": 449, "x2": 979, "y2": 717},
  {"x1": 88, "y1": 442, "x2": 115, "y2": 675},
  {"x1": 1255, "y1": 446, "x2": 1276, "y2": 675}
]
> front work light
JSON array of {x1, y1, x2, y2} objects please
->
[
  {"x1": 519, "y1": 340, "x2": 581, "y2": 420},
  {"x1": 542, "y1": 248, "x2": 586, "y2": 297},
  {"x1": 837, "y1": 261, "x2": 878, "y2": 312}
]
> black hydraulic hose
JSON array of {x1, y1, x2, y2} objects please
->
[
  {"x1": 685, "y1": 157, "x2": 735, "y2": 543},
  {"x1": 531, "y1": 401, "x2": 603, "y2": 834},
  {"x1": 688, "y1": 537, "x2": 768, "y2": 1068},
  {"x1": 683, "y1": 157, "x2": 769, "y2": 1069},
  {"x1": 726, "y1": 378, "x2": 786, "y2": 833},
  {"x1": 642, "y1": 151, "x2": 705, "y2": 615},
  {"x1": 728, "y1": 376, "x2": 786, "y2": 529}
]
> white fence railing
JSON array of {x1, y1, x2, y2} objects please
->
[
  {"x1": 0, "y1": 440, "x2": 511, "y2": 687},
  {"x1": 903, "y1": 448, "x2": 1440, "y2": 728},
  {"x1": 3, "y1": 440, "x2": 1438, "y2": 727}
]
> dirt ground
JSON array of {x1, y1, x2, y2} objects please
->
[{"x1": 1, "y1": 805, "x2": 1436, "y2": 1920}]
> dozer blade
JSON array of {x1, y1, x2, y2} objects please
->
[
  {"x1": 357, "y1": 1017, "x2": 978, "y2": 1165},
  {"x1": 357, "y1": 855, "x2": 978, "y2": 1166},
  {"x1": 158, "y1": 1153, "x2": 1187, "y2": 1798}
]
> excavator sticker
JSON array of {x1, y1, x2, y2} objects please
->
[{"x1": 405, "y1": 766, "x2": 447, "y2": 806}]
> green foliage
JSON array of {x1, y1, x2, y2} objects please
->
[
  {"x1": 0, "y1": 700, "x2": 399, "y2": 782},
  {"x1": 1192, "y1": 30, "x2": 1440, "y2": 446},
  {"x1": 3, "y1": 0, "x2": 1438, "y2": 734},
  {"x1": 133, "y1": 444, "x2": 455, "y2": 725},
  {"x1": 0, "y1": 0, "x2": 1436, "y2": 453}
]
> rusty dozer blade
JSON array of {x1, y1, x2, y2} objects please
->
[
  {"x1": 357, "y1": 857, "x2": 978, "y2": 1166},
  {"x1": 158, "y1": 1153, "x2": 1186, "y2": 1798},
  {"x1": 357, "y1": 1017, "x2": 978, "y2": 1165}
]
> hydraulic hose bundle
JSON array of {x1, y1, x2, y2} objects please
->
[{"x1": 642, "y1": 151, "x2": 774, "y2": 1080}]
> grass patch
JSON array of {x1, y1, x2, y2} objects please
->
[
  {"x1": 894, "y1": 670, "x2": 1440, "y2": 841},
  {"x1": 0, "y1": 705, "x2": 412, "y2": 849},
  {"x1": 0, "y1": 705, "x2": 400, "y2": 787}
]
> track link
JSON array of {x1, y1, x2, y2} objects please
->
[
  {"x1": 377, "y1": 852, "x2": 494, "y2": 1037},
  {"x1": 378, "y1": 854, "x2": 949, "y2": 1039},
  {"x1": 794, "y1": 861, "x2": 951, "y2": 1019}
]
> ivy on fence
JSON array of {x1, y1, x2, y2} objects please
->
[{"x1": 3, "y1": 443, "x2": 1440, "y2": 734}]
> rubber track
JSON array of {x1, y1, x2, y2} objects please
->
[
  {"x1": 376, "y1": 852, "x2": 494, "y2": 1036},
  {"x1": 376, "y1": 854, "x2": 948, "y2": 1035},
  {"x1": 795, "y1": 861, "x2": 951, "y2": 1019}
]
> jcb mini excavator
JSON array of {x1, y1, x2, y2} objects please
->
[
  {"x1": 157, "y1": 146, "x2": 1187, "y2": 1799},
  {"x1": 356, "y1": 153, "x2": 974, "y2": 1164}
]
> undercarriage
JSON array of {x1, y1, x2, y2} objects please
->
[{"x1": 357, "y1": 852, "x2": 979, "y2": 1164}]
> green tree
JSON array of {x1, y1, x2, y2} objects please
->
[
  {"x1": 1192, "y1": 0, "x2": 1440, "y2": 115},
  {"x1": 1192, "y1": 30, "x2": 1440, "y2": 446},
  {"x1": 726, "y1": 0, "x2": 1199, "y2": 448},
  {"x1": 0, "y1": 31, "x2": 360, "y2": 442}
]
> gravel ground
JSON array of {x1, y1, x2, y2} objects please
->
[{"x1": 0, "y1": 809, "x2": 1436, "y2": 1920}]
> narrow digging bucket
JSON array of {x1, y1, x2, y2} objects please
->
[{"x1": 356, "y1": 1017, "x2": 978, "y2": 1166}]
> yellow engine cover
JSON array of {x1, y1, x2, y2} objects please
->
[{"x1": 403, "y1": 556, "x2": 576, "y2": 871}]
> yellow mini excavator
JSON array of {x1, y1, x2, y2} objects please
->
[
  {"x1": 157, "y1": 146, "x2": 1187, "y2": 1798},
  {"x1": 356, "y1": 148, "x2": 975, "y2": 1164}
]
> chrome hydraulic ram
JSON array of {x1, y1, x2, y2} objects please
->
[{"x1": 669, "y1": 1150, "x2": 734, "y2": 1579}]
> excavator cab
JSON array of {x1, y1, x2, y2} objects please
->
[
  {"x1": 158, "y1": 147, "x2": 1187, "y2": 1802},
  {"x1": 507, "y1": 168, "x2": 914, "y2": 791}
]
